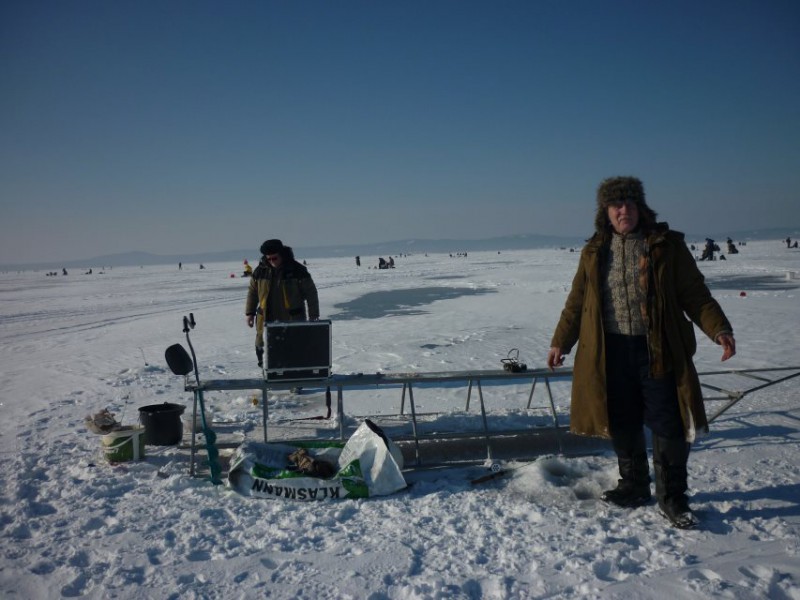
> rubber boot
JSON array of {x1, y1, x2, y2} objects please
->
[
  {"x1": 255, "y1": 346, "x2": 264, "y2": 368},
  {"x1": 653, "y1": 435, "x2": 697, "y2": 529},
  {"x1": 601, "y1": 429, "x2": 652, "y2": 508}
]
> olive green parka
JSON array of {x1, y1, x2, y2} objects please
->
[
  {"x1": 550, "y1": 224, "x2": 732, "y2": 442},
  {"x1": 245, "y1": 257, "x2": 320, "y2": 347}
]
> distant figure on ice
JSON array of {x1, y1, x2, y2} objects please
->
[
  {"x1": 726, "y1": 238, "x2": 738, "y2": 254},
  {"x1": 179, "y1": 262, "x2": 182, "y2": 270},
  {"x1": 245, "y1": 239, "x2": 319, "y2": 368},
  {"x1": 62, "y1": 268, "x2": 68, "y2": 276},
  {"x1": 699, "y1": 238, "x2": 716, "y2": 261},
  {"x1": 243, "y1": 260, "x2": 253, "y2": 277},
  {"x1": 378, "y1": 257, "x2": 388, "y2": 269},
  {"x1": 547, "y1": 176, "x2": 736, "y2": 529},
  {"x1": 388, "y1": 256, "x2": 395, "y2": 268},
  {"x1": 355, "y1": 256, "x2": 361, "y2": 267},
  {"x1": 786, "y1": 237, "x2": 792, "y2": 248}
]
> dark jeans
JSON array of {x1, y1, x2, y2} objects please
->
[{"x1": 605, "y1": 334, "x2": 684, "y2": 440}]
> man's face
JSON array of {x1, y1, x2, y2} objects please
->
[
  {"x1": 266, "y1": 253, "x2": 283, "y2": 268},
  {"x1": 607, "y1": 200, "x2": 639, "y2": 235}
]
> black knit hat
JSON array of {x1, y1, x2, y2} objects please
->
[
  {"x1": 260, "y1": 239, "x2": 284, "y2": 255},
  {"x1": 594, "y1": 176, "x2": 658, "y2": 233}
]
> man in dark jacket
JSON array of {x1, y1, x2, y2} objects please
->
[
  {"x1": 245, "y1": 239, "x2": 320, "y2": 367},
  {"x1": 547, "y1": 176, "x2": 736, "y2": 529}
]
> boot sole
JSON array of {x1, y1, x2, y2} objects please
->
[
  {"x1": 659, "y1": 509, "x2": 698, "y2": 529},
  {"x1": 601, "y1": 495, "x2": 652, "y2": 508}
]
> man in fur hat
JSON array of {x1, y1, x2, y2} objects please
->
[
  {"x1": 546, "y1": 176, "x2": 736, "y2": 529},
  {"x1": 245, "y1": 239, "x2": 320, "y2": 368}
]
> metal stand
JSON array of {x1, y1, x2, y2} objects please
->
[{"x1": 184, "y1": 368, "x2": 572, "y2": 475}]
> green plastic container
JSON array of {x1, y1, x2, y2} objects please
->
[{"x1": 102, "y1": 426, "x2": 146, "y2": 462}]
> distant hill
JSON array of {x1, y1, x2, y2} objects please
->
[
  {"x1": 3, "y1": 227, "x2": 798, "y2": 271},
  {"x1": 1, "y1": 233, "x2": 587, "y2": 270}
]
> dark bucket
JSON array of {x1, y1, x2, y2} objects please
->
[{"x1": 138, "y1": 403, "x2": 185, "y2": 445}]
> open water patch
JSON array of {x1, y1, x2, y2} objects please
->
[{"x1": 330, "y1": 286, "x2": 495, "y2": 320}]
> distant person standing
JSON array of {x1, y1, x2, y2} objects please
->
[
  {"x1": 245, "y1": 239, "x2": 320, "y2": 368},
  {"x1": 699, "y1": 238, "x2": 716, "y2": 261},
  {"x1": 546, "y1": 176, "x2": 736, "y2": 529}
]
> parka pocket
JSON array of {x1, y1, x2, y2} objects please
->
[{"x1": 679, "y1": 315, "x2": 697, "y2": 357}]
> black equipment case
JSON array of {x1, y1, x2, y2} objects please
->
[{"x1": 264, "y1": 320, "x2": 332, "y2": 382}]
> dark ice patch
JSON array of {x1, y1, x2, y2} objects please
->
[
  {"x1": 704, "y1": 273, "x2": 800, "y2": 291},
  {"x1": 331, "y1": 287, "x2": 495, "y2": 320}
]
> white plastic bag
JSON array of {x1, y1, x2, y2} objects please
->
[{"x1": 227, "y1": 420, "x2": 406, "y2": 501}]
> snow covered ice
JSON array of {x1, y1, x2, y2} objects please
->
[{"x1": 1, "y1": 241, "x2": 799, "y2": 599}]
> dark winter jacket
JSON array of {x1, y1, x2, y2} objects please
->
[
  {"x1": 550, "y1": 224, "x2": 732, "y2": 442},
  {"x1": 245, "y1": 257, "x2": 320, "y2": 343}
]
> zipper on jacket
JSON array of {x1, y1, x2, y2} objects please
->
[{"x1": 644, "y1": 241, "x2": 654, "y2": 375}]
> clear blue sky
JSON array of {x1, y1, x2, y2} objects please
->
[{"x1": 2, "y1": 0, "x2": 798, "y2": 263}]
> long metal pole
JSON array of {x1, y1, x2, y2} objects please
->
[
  {"x1": 407, "y1": 383, "x2": 421, "y2": 466},
  {"x1": 261, "y1": 383, "x2": 269, "y2": 443},
  {"x1": 476, "y1": 380, "x2": 492, "y2": 462}
]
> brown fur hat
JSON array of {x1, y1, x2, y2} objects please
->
[{"x1": 594, "y1": 176, "x2": 658, "y2": 234}]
